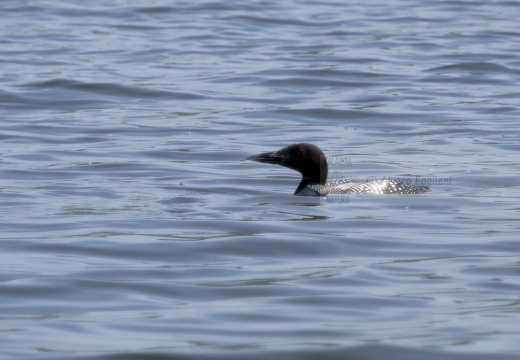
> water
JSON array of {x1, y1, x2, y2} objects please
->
[{"x1": 1, "y1": 1, "x2": 519, "y2": 359}]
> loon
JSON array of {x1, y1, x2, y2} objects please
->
[{"x1": 246, "y1": 143, "x2": 430, "y2": 196}]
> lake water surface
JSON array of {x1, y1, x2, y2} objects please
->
[{"x1": 1, "y1": 1, "x2": 519, "y2": 359}]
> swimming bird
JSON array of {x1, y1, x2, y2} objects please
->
[{"x1": 246, "y1": 143, "x2": 430, "y2": 196}]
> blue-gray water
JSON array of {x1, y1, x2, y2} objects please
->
[{"x1": 1, "y1": 1, "x2": 519, "y2": 359}]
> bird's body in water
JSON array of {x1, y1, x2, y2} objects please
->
[{"x1": 246, "y1": 143, "x2": 430, "y2": 196}]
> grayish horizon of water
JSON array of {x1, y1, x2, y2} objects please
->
[{"x1": 1, "y1": 1, "x2": 519, "y2": 359}]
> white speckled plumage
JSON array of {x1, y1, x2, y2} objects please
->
[{"x1": 308, "y1": 179, "x2": 430, "y2": 195}]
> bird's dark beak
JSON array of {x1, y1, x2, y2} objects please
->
[{"x1": 245, "y1": 150, "x2": 287, "y2": 165}]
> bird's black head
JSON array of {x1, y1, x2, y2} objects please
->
[{"x1": 246, "y1": 143, "x2": 328, "y2": 194}]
